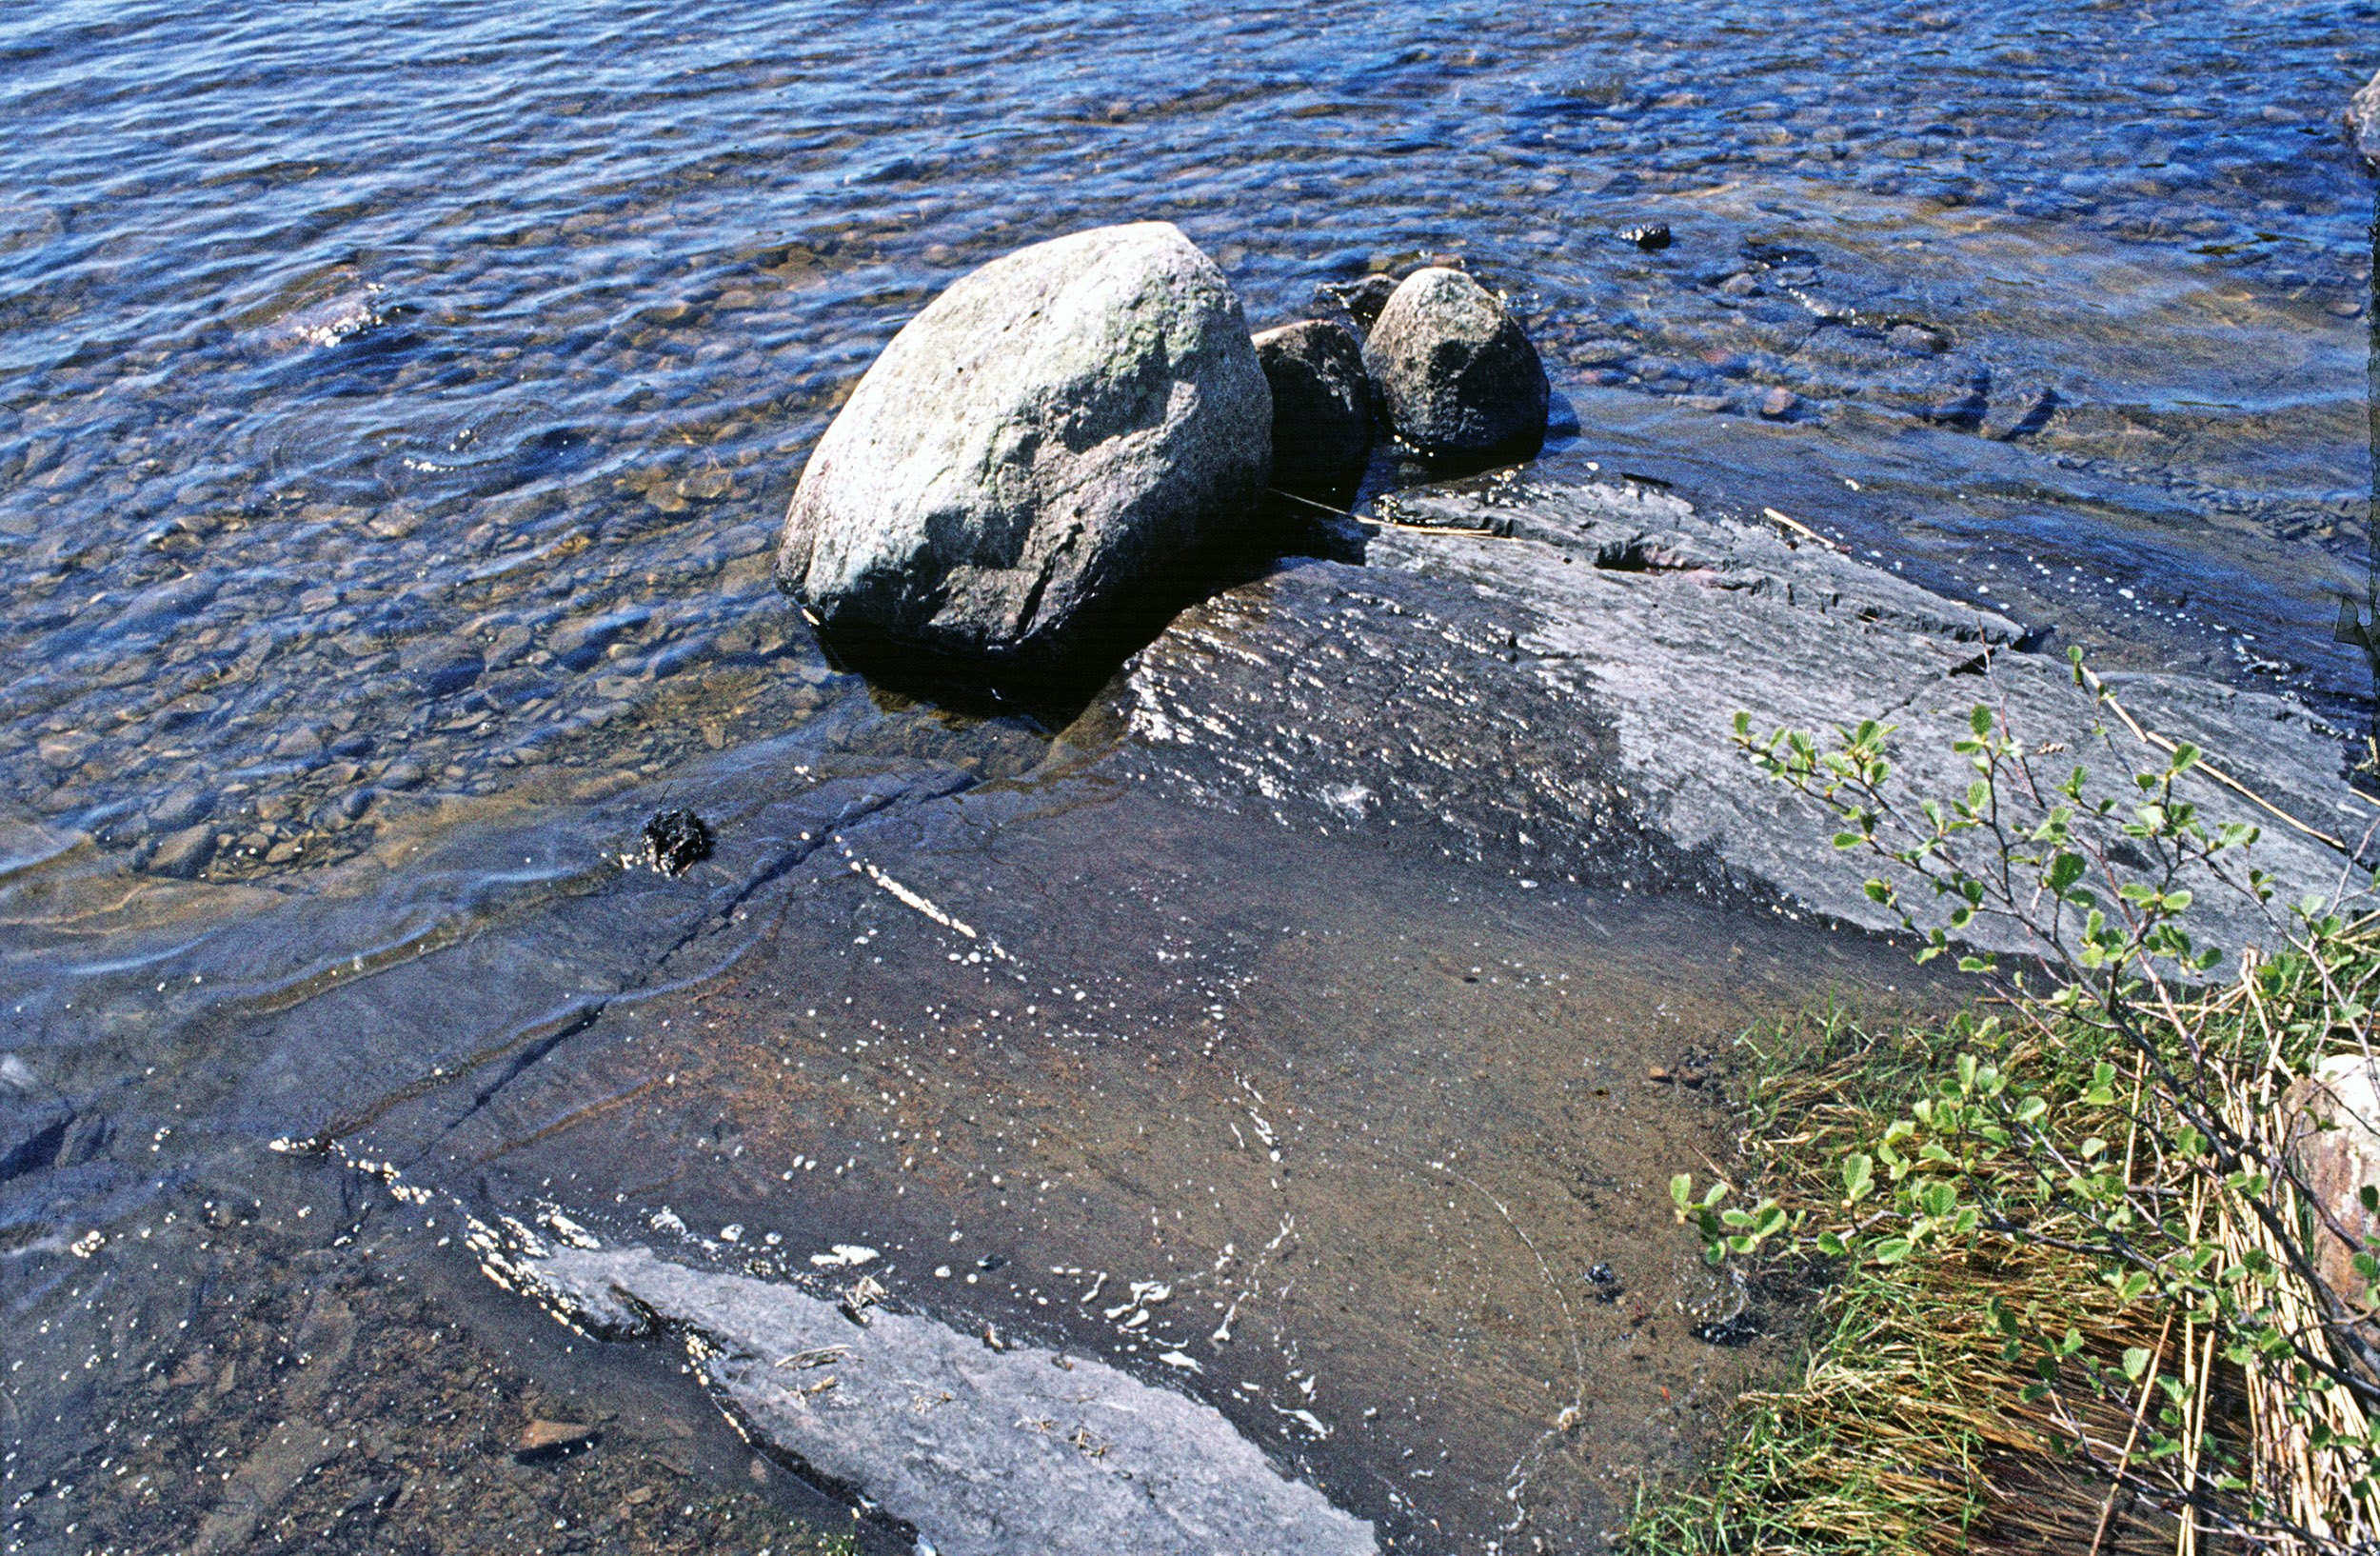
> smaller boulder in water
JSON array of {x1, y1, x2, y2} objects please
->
[
  {"x1": 1359, "y1": 269, "x2": 1549, "y2": 460},
  {"x1": 1252, "y1": 320, "x2": 1372, "y2": 486}
]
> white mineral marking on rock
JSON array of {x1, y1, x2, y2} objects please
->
[
  {"x1": 517, "y1": 1243, "x2": 1377, "y2": 1556},
  {"x1": 810, "y1": 1242, "x2": 882, "y2": 1268},
  {"x1": 1274, "y1": 1405, "x2": 1333, "y2": 1439},
  {"x1": 839, "y1": 844, "x2": 1014, "y2": 962}
]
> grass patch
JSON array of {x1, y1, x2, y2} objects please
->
[{"x1": 1627, "y1": 676, "x2": 2380, "y2": 1554}]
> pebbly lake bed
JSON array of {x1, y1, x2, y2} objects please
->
[{"x1": 3, "y1": 1, "x2": 2377, "y2": 1552}]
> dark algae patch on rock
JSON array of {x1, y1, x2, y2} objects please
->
[{"x1": 639, "y1": 806, "x2": 712, "y2": 875}]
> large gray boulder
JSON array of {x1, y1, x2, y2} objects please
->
[
  {"x1": 775, "y1": 223, "x2": 1272, "y2": 681},
  {"x1": 1359, "y1": 268, "x2": 1549, "y2": 458},
  {"x1": 1251, "y1": 319, "x2": 1371, "y2": 485}
]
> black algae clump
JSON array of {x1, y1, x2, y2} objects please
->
[
  {"x1": 1690, "y1": 1312, "x2": 1761, "y2": 1347},
  {"x1": 1621, "y1": 223, "x2": 1673, "y2": 251},
  {"x1": 640, "y1": 808, "x2": 712, "y2": 874}
]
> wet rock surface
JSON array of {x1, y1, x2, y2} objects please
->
[
  {"x1": 1116, "y1": 478, "x2": 2362, "y2": 959},
  {"x1": 773, "y1": 222, "x2": 1272, "y2": 685},
  {"x1": 1360, "y1": 268, "x2": 1550, "y2": 458},
  {"x1": 2, "y1": 1147, "x2": 873, "y2": 1556},
  {"x1": 7, "y1": 480, "x2": 2368, "y2": 1555}
]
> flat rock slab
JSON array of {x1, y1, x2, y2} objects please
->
[
  {"x1": 1112, "y1": 478, "x2": 2365, "y2": 960},
  {"x1": 518, "y1": 1245, "x2": 1378, "y2": 1556}
]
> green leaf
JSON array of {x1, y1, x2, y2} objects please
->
[
  {"x1": 1669, "y1": 1173, "x2": 1692, "y2": 1211},
  {"x1": 2122, "y1": 1347, "x2": 2152, "y2": 1382},
  {"x1": 1843, "y1": 1154, "x2": 1874, "y2": 1204},
  {"x1": 1970, "y1": 706, "x2": 1993, "y2": 737}
]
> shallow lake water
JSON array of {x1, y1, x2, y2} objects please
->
[{"x1": 2, "y1": 1, "x2": 2373, "y2": 1551}]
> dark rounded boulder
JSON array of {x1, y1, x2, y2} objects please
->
[
  {"x1": 1251, "y1": 320, "x2": 1372, "y2": 486},
  {"x1": 1359, "y1": 269, "x2": 1549, "y2": 459}
]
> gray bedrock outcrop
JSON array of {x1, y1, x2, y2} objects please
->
[
  {"x1": 774, "y1": 222, "x2": 1272, "y2": 679},
  {"x1": 515, "y1": 1246, "x2": 1377, "y2": 1556},
  {"x1": 1105, "y1": 477, "x2": 2369, "y2": 961}
]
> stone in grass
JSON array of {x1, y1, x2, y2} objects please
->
[
  {"x1": 1251, "y1": 319, "x2": 1372, "y2": 486},
  {"x1": 1359, "y1": 268, "x2": 1549, "y2": 460},
  {"x1": 774, "y1": 222, "x2": 1272, "y2": 689}
]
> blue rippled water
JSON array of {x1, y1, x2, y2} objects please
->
[{"x1": 0, "y1": 3, "x2": 2370, "y2": 877}]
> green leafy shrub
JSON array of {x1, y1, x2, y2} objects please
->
[{"x1": 1641, "y1": 656, "x2": 2380, "y2": 1553}]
